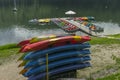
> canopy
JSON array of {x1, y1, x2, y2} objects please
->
[{"x1": 65, "y1": 10, "x2": 76, "y2": 15}]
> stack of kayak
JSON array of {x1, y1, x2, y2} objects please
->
[{"x1": 18, "y1": 34, "x2": 91, "y2": 80}]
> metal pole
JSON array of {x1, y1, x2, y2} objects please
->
[{"x1": 46, "y1": 54, "x2": 49, "y2": 80}]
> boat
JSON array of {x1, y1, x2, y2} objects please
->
[
  {"x1": 24, "y1": 42, "x2": 90, "y2": 60},
  {"x1": 28, "y1": 62, "x2": 91, "y2": 80},
  {"x1": 18, "y1": 43, "x2": 90, "y2": 67},
  {"x1": 19, "y1": 36, "x2": 91, "y2": 53},
  {"x1": 24, "y1": 57, "x2": 91, "y2": 77},
  {"x1": 18, "y1": 34, "x2": 72, "y2": 47},
  {"x1": 24, "y1": 49, "x2": 91, "y2": 68}
]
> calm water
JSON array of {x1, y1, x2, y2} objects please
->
[{"x1": 0, "y1": 0, "x2": 120, "y2": 45}]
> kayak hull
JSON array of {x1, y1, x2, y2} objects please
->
[
  {"x1": 19, "y1": 36, "x2": 91, "y2": 53},
  {"x1": 24, "y1": 42, "x2": 90, "y2": 60},
  {"x1": 28, "y1": 62, "x2": 91, "y2": 80}
]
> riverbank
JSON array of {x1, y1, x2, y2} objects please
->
[
  {"x1": 0, "y1": 44, "x2": 120, "y2": 80},
  {"x1": 0, "y1": 34, "x2": 120, "y2": 80},
  {"x1": 0, "y1": 55, "x2": 27, "y2": 80},
  {"x1": 77, "y1": 44, "x2": 120, "y2": 80}
]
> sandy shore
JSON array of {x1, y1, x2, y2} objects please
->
[
  {"x1": 0, "y1": 54, "x2": 27, "y2": 80},
  {"x1": 77, "y1": 44, "x2": 120, "y2": 79},
  {"x1": 0, "y1": 44, "x2": 120, "y2": 80}
]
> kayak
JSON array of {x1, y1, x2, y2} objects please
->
[
  {"x1": 19, "y1": 36, "x2": 91, "y2": 53},
  {"x1": 52, "y1": 18, "x2": 80, "y2": 33},
  {"x1": 24, "y1": 57, "x2": 91, "y2": 77},
  {"x1": 20, "y1": 55, "x2": 90, "y2": 75},
  {"x1": 28, "y1": 62, "x2": 91, "y2": 80},
  {"x1": 73, "y1": 17, "x2": 95, "y2": 21},
  {"x1": 24, "y1": 42, "x2": 90, "y2": 60},
  {"x1": 24, "y1": 49, "x2": 91, "y2": 68},
  {"x1": 17, "y1": 34, "x2": 72, "y2": 47},
  {"x1": 17, "y1": 52, "x2": 28, "y2": 61},
  {"x1": 19, "y1": 48, "x2": 90, "y2": 67},
  {"x1": 17, "y1": 39, "x2": 30, "y2": 47},
  {"x1": 19, "y1": 43, "x2": 90, "y2": 74}
]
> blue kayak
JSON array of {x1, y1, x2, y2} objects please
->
[
  {"x1": 24, "y1": 49, "x2": 91, "y2": 68},
  {"x1": 24, "y1": 56, "x2": 91, "y2": 77},
  {"x1": 28, "y1": 62, "x2": 91, "y2": 80},
  {"x1": 24, "y1": 43, "x2": 90, "y2": 60}
]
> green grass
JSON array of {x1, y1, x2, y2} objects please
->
[
  {"x1": 0, "y1": 34, "x2": 120, "y2": 79},
  {"x1": 0, "y1": 34, "x2": 120, "y2": 58},
  {"x1": 0, "y1": 43, "x2": 19, "y2": 58},
  {"x1": 97, "y1": 72, "x2": 120, "y2": 80},
  {"x1": 90, "y1": 34, "x2": 120, "y2": 45},
  {"x1": 0, "y1": 43, "x2": 19, "y2": 50},
  {"x1": 112, "y1": 55, "x2": 120, "y2": 65},
  {"x1": 0, "y1": 48, "x2": 19, "y2": 58},
  {"x1": 109, "y1": 34, "x2": 120, "y2": 38},
  {"x1": 90, "y1": 37, "x2": 120, "y2": 45}
]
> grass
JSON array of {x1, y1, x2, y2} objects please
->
[
  {"x1": 90, "y1": 34, "x2": 120, "y2": 45},
  {"x1": 0, "y1": 43, "x2": 19, "y2": 50},
  {"x1": 0, "y1": 43, "x2": 19, "y2": 58},
  {"x1": 0, "y1": 34, "x2": 120, "y2": 58},
  {"x1": 90, "y1": 37, "x2": 120, "y2": 45},
  {"x1": 109, "y1": 34, "x2": 120, "y2": 38},
  {"x1": 0, "y1": 48, "x2": 19, "y2": 58},
  {"x1": 95, "y1": 47, "x2": 120, "y2": 80},
  {"x1": 0, "y1": 34, "x2": 120, "y2": 79},
  {"x1": 97, "y1": 72, "x2": 120, "y2": 80}
]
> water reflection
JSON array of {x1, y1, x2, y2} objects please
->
[
  {"x1": 0, "y1": 0, "x2": 120, "y2": 45},
  {"x1": 95, "y1": 22, "x2": 120, "y2": 35},
  {"x1": 0, "y1": 25, "x2": 65, "y2": 45},
  {"x1": 0, "y1": 22, "x2": 120, "y2": 45}
]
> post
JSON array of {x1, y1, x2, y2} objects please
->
[{"x1": 46, "y1": 54, "x2": 49, "y2": 80}]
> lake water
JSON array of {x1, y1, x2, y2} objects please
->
[{"x1": 0, "y1": 0, "x2": 120, "y2": 45}]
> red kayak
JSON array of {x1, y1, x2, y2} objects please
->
[
  {"x1": 17, "y1": 39, "x2": 30, "y2": 47},
  {"x1": 17, "y1": 34, "x2": 74, "y2": 47},
  {"x1": 19, "y1": 36, "x2": 90, "y2": 53}
]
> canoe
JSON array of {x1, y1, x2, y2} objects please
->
[
  {"x1": 19, "y1": 36, "x2": 91, "y2": 53},
  {"x1": 17, "y1": 34, "x2": 72, "y2": 47},
  {"x1": 24, "y1": 42, "x2": 90, "y2": 60},
  {"x1": 24, "y1": 49, "x2": 91, "y2": 68},
  {"x1": 24, "y1": 56, "x2": 91, "y2": 77},
  {"x1": 28, "y1": 62, "x2": 91, "y2": 80}
]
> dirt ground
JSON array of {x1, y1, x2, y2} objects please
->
[
  {"x1": 0, "y1": 44, "x2": 120, "y2": 80},
  {"x1": 77, "y1": 44, "x2": 120, "y2": 79},
  {"x1": 0, "y1": 55, "x2": 27, "y2": 80}
]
